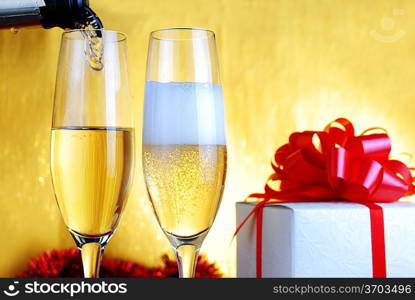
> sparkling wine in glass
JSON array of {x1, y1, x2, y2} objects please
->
[
  {"x1": 142, "y1": 28, "x2": 227, "y2": 278},
  {"x1": 51, "y1": 30, "x2": 133, "y2": 278}
]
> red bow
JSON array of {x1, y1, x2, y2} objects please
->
[{"x1": 235, "y1": 118, "x2": 415, "y2": 277}]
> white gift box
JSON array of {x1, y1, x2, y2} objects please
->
[{"x1": 236, "y1": 201, "x2": 415, "y2": 277}]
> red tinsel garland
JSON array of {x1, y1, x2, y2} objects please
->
[{"x1": 18, "y1": 249, "x2": 222, "y2": 278}]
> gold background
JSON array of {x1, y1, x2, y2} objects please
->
[{"x1": 1, "y1": 0, "x2": 415, "y2": 277}]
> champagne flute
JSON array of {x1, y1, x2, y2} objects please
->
[
  {"x1": 142, "y1": 28, "x2": 227, "y2": 278},
  {"x1": 51, "y1": 30, "x2": 134, "y2": 278}
]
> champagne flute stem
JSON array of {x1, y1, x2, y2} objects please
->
[
  {"x1": 175, "y1": 244, "x2": 199, "y2": 278},
  {"x1": 81, "y1": 242, "x2": 102, "y2": 278}
]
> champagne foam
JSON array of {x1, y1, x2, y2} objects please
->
[{"x1": 143, "y1": 81, "x2": 226, "y2": 145}]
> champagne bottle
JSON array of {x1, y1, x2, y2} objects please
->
[{"x1": 0, "y1": 0, "x2": 101, "y2": 30}]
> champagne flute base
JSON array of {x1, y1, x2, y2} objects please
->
[
  {"x1": 164, "y1": 229, "x2": 208, "y2": 250},
  {"x1": 164, "y1": 230, "x2": 208, "y2": 278},
  {"x1": 70, "y1": 231, "x2": 113, "y2": 278},
  {"x1": 70, "y1": 230, "x2": 114, "y2": 249},
  {"x1": 174, "y1": 244, "x2": 200, "y2": 278},
  {"x1": 81, "y1": 242, "x2": 103, "y2": 278}
]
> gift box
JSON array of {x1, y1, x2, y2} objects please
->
[
  {"x1": 236, "y1": 201, "x2": 415, "y2": 277},
  {"x1": 235, "y1": 118, "x2": 415, "y2": 278}
]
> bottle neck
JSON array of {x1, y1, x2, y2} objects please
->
[{"x1": 40, "y1": 0, "x2": 89, "y2": 29}]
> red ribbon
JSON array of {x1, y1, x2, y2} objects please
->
[{"x1": 235, "y1": 118, "x2": 415, "y2": 278}]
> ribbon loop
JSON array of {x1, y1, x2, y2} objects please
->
[{"x1": 345, "y1": 134, "x2": 391, "y2": 161}]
